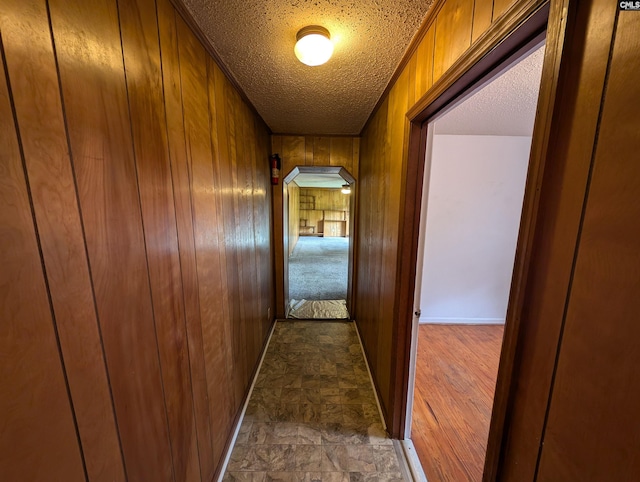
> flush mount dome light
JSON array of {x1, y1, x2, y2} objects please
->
[
  {"x1": 341, "y1": 184, "x2": 351, "y2": 194},
  {"x1": 294, "y1": 25, "x2": 334, "y2": 66}
]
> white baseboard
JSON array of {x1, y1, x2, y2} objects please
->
[
  {"x1": 215, "y1": 320, "x2": 277, "y2": 482},
  {"x1": 419, "y1": 316, "x2": 504, "y2": 325},
  {"x1": 353, "y1": 319, "x2": 387, "y2": 431}
]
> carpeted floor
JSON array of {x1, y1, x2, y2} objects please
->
[{"x1": 288, "y1": 237, "x2": 349, "y2": 301}]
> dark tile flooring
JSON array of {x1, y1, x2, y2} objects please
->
[{"x1": 223, "y1": 321, "x2": 406, "y2": 482}]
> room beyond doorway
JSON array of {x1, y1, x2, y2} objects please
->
[
  {"x1": 282, "y1": 167, "x2": 356, "y2": 320},
  {"x1": 407, "y1": 38, "x2": 546, "y2": 481}
]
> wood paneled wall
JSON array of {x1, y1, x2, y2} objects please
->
[
  {"x1": 288, "y1": 182, "x2": 300, "y2": 255},
  {"x1": 0, "y1": 0, "x2": 273, "y2": 480},
  {"x1": 299, "y1": 188, "x2": 350, "y2": 238},
  {"x1": 272, "y1": 135, "x2": 360, "y2": 179},
  {"x1": 303, "y1": 188, "x2": 352, "y2": 212},
  {"x1": 495, "y1": 1, "x2": 640, "y2": 480},
  {"x1": 359, "y1": 0, "x2": 640, "y2": 480},
  {"x1": 271, "y1": 135, "x2": 360, "y2": 317},
  {"x1": 355, "y1": 0, "x2": 528, "y2": 424}
]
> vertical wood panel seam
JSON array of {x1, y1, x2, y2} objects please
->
[
  {"x1": 43, "y1": 1, "x2": 129, "y2": 476},
  {"x1": 154, "y1": 0, "x2": 204, "y2": 479},
  {"x1": 114, "y1": 1, "x2": 177, "y2": 480},
  {"x1": 471, "y1": 0, "x2": 477, "y2": 40},
  {"x1": 532, "y1": 8, "x2": 620, "y2": 478},
  {"x1": 175, "y1": 10, "x2": 217, "y2": 461},
  {"x1": 430, "y1": 13, "x2": 437, "y2": 94},
  {"x1": 0, "y1": 31, "x2": 89, "y2": 482},
  {"x1": 205, "y1": 52, "x2": 236, "y2": 424}
]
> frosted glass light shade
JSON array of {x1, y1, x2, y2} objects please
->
[{"x1": 295, "y1": 26, "x2": 333, "y2": 66}]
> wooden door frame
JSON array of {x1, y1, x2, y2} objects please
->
[
  {"x1": 282, "y1": 166, "x2": 357, "y2": 317},
  {"x1": 387, "y1": 0, "x2": 576, "y2": 477}
]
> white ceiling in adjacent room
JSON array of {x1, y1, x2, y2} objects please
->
[{"x1": 434, "y1": 43, "x2": 545, "y2": 137}]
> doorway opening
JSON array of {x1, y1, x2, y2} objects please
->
[
  {"x1": 406, "y1": 39, "x2": 546, "y2": 481},
  {"x1": 283, "y1": 166, "x2": 356, "y2": 320}
]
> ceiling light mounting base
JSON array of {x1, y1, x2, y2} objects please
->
[{"x1": 296, "y1": 25, "x2": 331, "y2": 42}]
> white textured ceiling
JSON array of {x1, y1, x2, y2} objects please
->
[
  {"x1": 181, "y1": 0, "x2": 434, "y2": 135},
  {"x1": 292, "y1": 173, "x2": 347, "y2": 188},
  {"x1": 434, "y1": 43, "x2": 545, "y2": 136}
]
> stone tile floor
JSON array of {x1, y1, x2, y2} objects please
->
[{"x1": 223, "y1": 321, "x2": 407, "y2": 482}]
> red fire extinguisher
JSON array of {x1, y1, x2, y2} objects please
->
[{"x1": 270, "y1": 154, "x2": 281, "y2": 185}]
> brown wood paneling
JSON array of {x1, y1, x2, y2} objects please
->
[
  {"x1": 380, "y1": 69, "x2": 411, "y2": 409},
  {"x1": 48, "y1": 0, "x2": 174, "y2": 479},
  {"x1": 288, "y1": 182, "x2": 300, "y2": 254},
  {"x1": 157, "y1": 0, "x2": 214, "y2": 477},
  {"x1": 226, "y1": 77, "x2": 253, "y2": 403},
  {"x1": 246, "y1": 105, "x2": 266, "y2": 370},
  {"x1": 412, "y1": 325, "x2": 504, "y2": 482},
  {"x1": 176, "y1": 15, "x2": 234, "y2": 468},
  {"x1": 282, "y1": 135, "x2": 305, "y2": 175},
  {"x1": 211, "y1": 59, "x2": 243, "y2": 415},
  {"x1": 313, "y1": 136, "x2": 331, "y2": 165},
  {"x1": 233, "y1": 73, "x2": 272, "y2": 413},
  {"x1": 315, "y1": 189, "x2": 351, "y2": 212},
  {"x1": 472, "y1": 0, "x2": 494, "y2": 42},
  {"x1": 272, "y1": 136, "x2": 286, "y2": 317},
  {"x1": 247, "y1": 115, "x2": 273, "y2": 355},
  {"x1": 536, "y1": 10, "x2": 640, "y2": 480},
  {"x1": 220, "y1": 63, "x2": 268, "y2": 413},
  {"x1": 224, "y1": 71, "x2": 250, "y2": 401},
  {"x1": 299, "y1": 188, "x2": 349, "y2": 237},
  {"x1": 407, "y1": 53, "x2": 418, "y2": 108},
  {"x1": 0, "y1": 45, "x2": 86, "y2": 482},
  {"x1": 352, "y1": 138, "x2": 360, "y2": 176},
  {"x1": 415, "y1": 26, "x2": 436, "y2": 101},
  {"x1": 276, "y1": 136, "x2": 359, "y2": 175},
  {"x1": 0, "y1": 1, "x2": 125, "y2": 480},
  {"x1": 493, "y1": 0, "x2": 518, "y2": 20},
  {"x1": 433, "y1": 0, "x2": 474, "y2": 82},
  {"x1": 305, "y1": 139, "x2": 314, "y2": 165},
  {"x1": 256, "y1": 123, "x2": 274, "y2": 339},
  {"x1": 330, "y1": 137, "x2": 352, "y2": 168},
  {"x1": 118, "y1": 0, "x2": 200, "y2": 480},
  {"x1": 3, "y1": 0, "x2": 273, "y2": 479},
  {"x1": 356, "y1": 95, "x2": 389, "y2": 415},
  {"x1": 350, "y1": 133, "x2": 361, "y2": 314},
  {"x1": 497, "y1": 1, "x2": 617, "y2": 479}
]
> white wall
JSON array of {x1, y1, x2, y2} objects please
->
[{"x1": 419, "y1": 135, "x2": 531, "y2": 324}]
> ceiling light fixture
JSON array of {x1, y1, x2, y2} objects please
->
[
  {"x1": 294, "y1": 25, "x2": 334, "y2": 66},
  {"x1": 341, "y1": 184, "x2": 351, "y2": 195}
]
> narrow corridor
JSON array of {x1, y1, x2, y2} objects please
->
[{"x1": 223, "y1": 321, "x2": 407, "y2": 481}]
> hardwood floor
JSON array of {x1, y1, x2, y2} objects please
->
[{"x1": 411, "y1": 324, "x2": 504, "y2": 482}]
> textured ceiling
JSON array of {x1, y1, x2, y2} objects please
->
[
  {"x1": 292, "y1": 173, "x2": 347, "y2": 188},
  {"x1": 434, "y1": 43, "x2": 545, "y2": 136},
  {"x1": 181, "y1": 0, "x2": 435, "y2": 135}
]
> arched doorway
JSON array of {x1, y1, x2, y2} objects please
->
[{"x1": 282, "y1": 166, "x2": 356, "y2": 319}]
